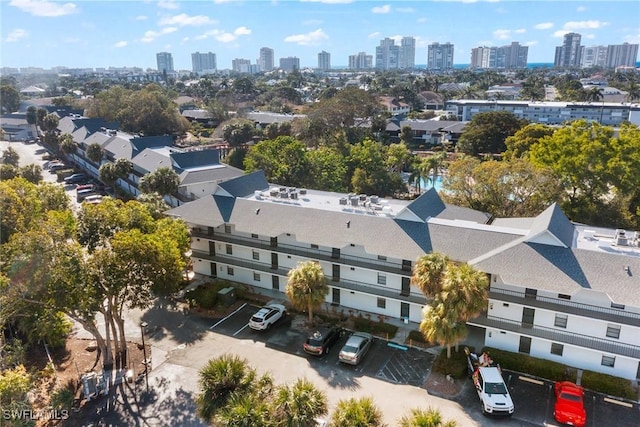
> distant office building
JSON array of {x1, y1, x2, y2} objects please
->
[
  {"x1": 317, "y1": 51, "x2": 331, "y2": 71},
  {"x1": 156, "y1": 52, "x2": 174, "y2": 73},
  {"x1": 581, "y1": 46, "x2": 608, "y2": 68},
  {"x1": 279, "y1": 57, "x2": 300, "y2": 72},
  {"x1": 427, "y1": 42, "x2": 454, "y2": 71},
  {"x1": 232, "y1": 58, "x2": 252, "y2": 73},
  {"x1": 554, "y1": 32, "x2": 582, "y2": 68},
  {"x1": 375, "y1": 37, "x2": 399, "y2": 70},
  {"x1": 349, "y1": 52, "x2": 373, "y2": 70},
  {"x1": 191, "y1": 52, "x2": 217, "y2": 74},
  {"x1": 470, "y1": 42, "x2": 528, "y2": 69},
  {"x1": 605, "y1": 43, "x2": 639, "y2": 68},
  {"x1": 399, "y1": 37, "x2": 416, "y2": 69},
  {"x1": 259, "y1": 47, "x2": 274, "y2": 72}
]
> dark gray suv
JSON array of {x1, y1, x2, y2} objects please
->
[{"x1": 303, "y1": 325, "x2": 342, "y2": 356}]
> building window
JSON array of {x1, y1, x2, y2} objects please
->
[
  {"x1": 554, "y1": 314, "x2": 568, "y2": 328},
  {"x1": 611, "y1": 302, "x2": 625, "y2": 310},
  {"x1": 377, "y1": 273, "x2": 386, "y2": 285},
  {"x1": 252, "y1": 250, "x2": 259, "y2": 261},
  {"x1": 251, "y1": 233, "x2": 258, "y2": 239},
  {"x1": 377, "y1": 255, "x2": 387, "y2": 261},
  {"x1": 224, "y1": 224, "x2": 231, "y2": 234},
  {"x1": 550, "y1": 343, "x2": 564, "y2": 356},
  {"x1": 606, "y1": 325, "x2": 621, "y2": 339},
  {"x1": 226, "y1": 244, "x2": 232, "y2": 255},
  {"x1": 601, "y1": 355, "x2": 615, "y2": 367},
  {"x1": 558, "y1": 294, "x2": 571, "y2": 300},
  {"x1": 377, "y1": 298, "x2": 386, "y2": 309},
  {"x1": 227, "y1": 266, "x2": 234, "y2": 276},
  {"x1": 253, "y1": 272, "x2": 260, "y2": 281},
  {"x1": 311, "y1": 244, "x2": 319, "y2": 249}
]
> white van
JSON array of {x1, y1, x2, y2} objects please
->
[{"x1": 83, "y1": 195, "x2": 103, "y2": 204}]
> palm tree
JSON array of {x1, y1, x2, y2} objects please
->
[
  {"x1": 408, "y1": 158, "x2": 431, "y2": 194},
  {"x1": 215, "y1": 392, "x2": 273, "y2": 427},
  {"x1": 625, "y1": 81, "x2": 640, "y2": 102},
  {"x1": 285, "y1": 261, "x2": 329, "y2": 323},
  {"x1": 86, "y1": 143, "x2": 105, "y2": 166},
  {"x1": 329, "y1": 396, "x2": 384, "y2": 427},
  {"x1": 586, "y1": 86, "x2": 604, "y2": 102},
  {"x1": 195, "y1": 354, "x2": 258, "y2": 423},
  {"x1": 420, "y1": 300, "x2": 467, "y2": 359},
  {"x1": 424, "y1": 152, "x2": 446, "y2": 190},
  {"x1": 411, "y1": 253, "x2": 449, "y2": 296},
  {"x1": 59, "y1": 134, "x2": 78, "y2": 165},
  {"x1": 398, "y1": 407, "x2": 457, "y2": 427},
  {"x1": 99, "y1": 162, "x2": 119, "y2": 196},
  {"x1": 273, "y1": 378, "x2": 328, "y2": 427},
  {"x1": 139, "y1": 166, "x2": 180, "y2": 199}
]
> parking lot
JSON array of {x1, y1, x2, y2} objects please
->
[{"x1": 209, "y1": 301, "x2": 639, "y2": 427}]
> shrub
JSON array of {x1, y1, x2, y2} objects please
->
[
  {"x1": 188, "y1": 280, "x2": 235, "y2": 309},
  {"x1": 407, "y1": 330, "x2": 427, "y2": 343},
  {"x1": 432, "y1": 348, "x2": 468, "y2": 379},
  {"x1": 353, "y1": 317, "x2": 398, "y2": 338},
  {"x1": 51, "y1": 386, "x2": 75, "y2": 411},
  {"x1": 481, "y1": 347, "x2": 576, "y2": 383},
  {"x1": 581, "y1": 371, "x2": 636, "y2": 400}
]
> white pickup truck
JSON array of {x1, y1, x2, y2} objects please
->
[{"x1": 465, "y1": 348, "x2": 515, "y2": 416}]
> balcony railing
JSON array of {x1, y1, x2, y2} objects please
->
[
  {"x1": 468, "y1": 314, "x2": 640, "y2": 359},
  {"x1": 191, "y1": 229, "x2": 412, "y2": 276},
  {"x1": 489, "y1": 288, "x2": 640, "y2": 327},
  {"x1": 192, "y1": 250, "x2": 426, "y2": 305}
]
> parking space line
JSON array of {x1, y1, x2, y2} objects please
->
[
  {"x1": 233, "y1": 324, "x2": 250, "y2": 337},
  {"x1": 210, "y1": 303, "x2": 247, "y2": 329},
  {"x1": 518, "y1": 375, "x2": 544, "y2": 385},
  {"x1": 603, "y1": 397, "x2": 633, "y2": 408}
]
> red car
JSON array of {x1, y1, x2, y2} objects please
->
[{"x1": 554, "y1": 381, "x2": 586, "y2": 427}]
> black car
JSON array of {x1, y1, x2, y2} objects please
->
[{"x1": 303, "y1": 325, "x2": 342, "y2": 356}]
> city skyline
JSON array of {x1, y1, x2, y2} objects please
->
[{"x1": 1, "y1": 0, "x2": 639, "y2": 70}]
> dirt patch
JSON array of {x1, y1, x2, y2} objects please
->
[{"x1": 424, "y1": 371, "x2": 465, "y2": 398}]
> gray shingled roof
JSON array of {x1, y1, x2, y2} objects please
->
[
  {"x1": 526, "y1": 203, "x2": 575, "y2": 247},
  {"x1": 178, "y1": 165, "x2": 244, "y2": 186},
  {"x1": 218, "y1": 171, "x2": 269, "y2": 197}
]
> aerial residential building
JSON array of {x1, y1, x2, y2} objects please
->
[
  {"x1": 349, "y1": 52, "x2": 373, "y2": 70},
  {"x1": 554, "y1": 32, "x2": 582, "y2": 68},
  {"x1": 445, "y1": 99, "x2": 640, "y2": 127},
  {"x1": 375, "y1": 38, "x2": 399, "y2": 70},
  {"x1": 232, "y1": 58, "x2": 252, "y2": 73},
  {"x1": 581, "y1": 46, "x2": 608, "y2": 68},
  {"x1": 167, "y1": 172, "x2": 640, "y2": 382},
  {"x1": 156, "y1": 52, "x2": 174, "y2": 73},
  {"x1": 427, "y1": 42, "x2": 454, "y2": 71},
  {"x1": 279, "y1": 57, "x2": 300, "y2": 72},
  {"x1": 470, "y1": 42, "x2": 528, "y2": 69},
  {"x1": 605, "y1": 43, "x2": 639, "y2": 68},
  {"x1": 399, "y1": 37, "x2": 416, "y2": 69},
  {"x1": 259, "y1": 47, "x2": 275, "y2": 72},
  {"x1": 191, "y1": 52, "x2": 217, "y2": 74},
  {"x1": 318, "y1": 51, "x2": 331, "y2": 71}
]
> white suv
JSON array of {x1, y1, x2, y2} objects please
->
[
  {"x1": 472, "y1": 366, "x2": 515, "y2": 416},
  {"x1": 248, "y1": 304, "x2": 287, "y2": 330}
]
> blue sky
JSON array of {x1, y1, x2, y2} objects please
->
[{"x1": 1, "y1": 0, "x2": 639, "y2": 70}]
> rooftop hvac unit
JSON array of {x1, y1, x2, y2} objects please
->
[
  {"x1": 288, "y1": 187, "x2": 297, "y2": 193},
  {"x1": 299, "y1": 189, "x2": 307, "y2": 195},
  {"x1": 270, "y1": 189, "x2": 279, "y2": 197},
  {"x1": 350, "y1": 197, "x2": 359, "y2": 206},
  {"x1": 359, "y1": 194, "x2": 367, "y2": 201},
  {"x1": 339, "y1": 197, "x2": 348, "y2": 205},
  {"x1": 281, "y1": 191, "x2": 289, "y2": 199},
  {"x1": 370, "y1": 195, "x2": 379, "y2": 204},
  {"x1": 290, "y1": 191, "x2": 298, "y2": 200},
  {"x1": 615, "y1": 229, "x2": 629, "y2": 246},
  {"x1": 279, "y1": 187, "x2": 287, "y2": 193},
  {"x1": 382, "y1": 206, "x2": 391, "y2": 214},
  {"x1": 254, "y1": 190, "x2": 262, "y2": 199}
]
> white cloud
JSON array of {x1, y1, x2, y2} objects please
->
[
  {"x1": 525, "y1": 40, "x2": 538, "y2": 47},
  {"x1": 417, "y1": 17, "x2": 427, "y2": 23},
  {"x1": 234, "y1": 26, "x2": 251, "y2": 36},
  {"x1": 195, "y1": 26, "x2": 252, "y2": 43},
  {"x1": 576, "y1": 6, "x2": 586, "y2": 12},
  {"x1": 284, "y1": 28, "x2": 328, "y2": 46},
  {"x1": 623, "y1": 31, "x2": 640, "y2": 44},
  {"x1": 368, "y1": 31, "x2": 381, "y2": 39},
  {"x1": 303, "y1": 19, "x2": 323, "y2": 26},
  {"x1": 493, "y1": 29, "x2": 511, "y2": 40},
  {"x1": 114, "y1": 41, "x2": 128, "y2": 48},
  {"x1": 372, "y1": 4, "x2": 391, "y2": 14},
  {"x1": 157, "y1": 0, "x2": 179, "y2": 9},
  {"x1": 396, "y1": 7, "x2": 414, "y2": 13},
  {"x1": 563, "y1": 20, "x2": 609, "y2": 30},
  {"x1": 300, "y1": 0, "x2": 353, "y2": 3},
  {"x1": 533, "y1": 22, "x2": 553, "y2": 30},
  {"x1": 159, "y1": 13, "x2": 214, "y2": 27},
  {"x1": 140, "y1": 26, "x2": 177, "y2": 43},
  {"x1": 5, "y1": 28, "x2": 28, "y2": 42},
  {"x1": 515, "y1": 28, "x2": 526, "y2": 34},
  {"x1": 136, "y1": 15, "x2": 148, "y2": 21},
  {"x1": 9, "y1": 0, "x2": 77, "y2": 17}
]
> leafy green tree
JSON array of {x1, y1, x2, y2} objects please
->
[
  {"x1": 36, "y1": 107, "x2": 48, "y2": 130},
  {"x1": 329, "y1": 396, "x2": 384, "y2": 427},
  {"x1": 119, "y1": 84, "x2": 190, "y2": 136},
  {"x1": 2, "y1": 146, "x2": 20, "y2": 166},
  {"x1": 86, "y1": 142, "x2": 105, "y2": 165},
  {"x1": 349, "y1": 138, "x2": 405, "y2": 197},
  {"x1": 84, "y1": 85, "x2": 131, "y2": 122},
  {"x1": 307, "y1": 146, "x2": 348, "y2": 192},
  {"x1": 398, "y1": 407, "x2": 457, "y2": 427},
  {"x1": 400, "y1": 126, "x2": 414, "y2": 145},
  {"x1": 411, "y1": 253, "x2": 449, "y2": 296},
  {"x1": 0, "y1": 85, "x2": 20, "y2": 113},
  {"x1": 244, "y1": 136, "x2": 310, "y2": 187},
  {"x1": 0, "y1": 365, "x2": 33, "y2": 420},
  {"x1": 503, "y1": 123, "x2": 555, "y2": 160},
  {"x1": 386, "y1": 143, "x2": 412, "y2": 173},
  {"x1": 19, "y1": 164, "x2": 43, "y2": 183},
  {"x1": 0, "y1": 164, "x2": 18, "y2": 180},
  {"x1": 273, "y1": 378, "x2": 328, "y2": 427},
  {"x1": 26, "y1": 105, "x2": 38, "y2": 135},
  {"x1": 286, "y1": 261, "x2": 329, "y2": 323},
  {"x1": 456, "y1": 111, "x2": 528, "y2": 156},
  {"x1": 223, "y1": 121, "x2": 257, "y2": 148},
  {"x1": 139, "y1": 166, "x2": 180, "y2": 197}
]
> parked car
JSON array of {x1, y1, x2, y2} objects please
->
[
  {"x1": 554, "y1": 381, "x2": 586, "y2": 427},
  {"x1": 75, "y1": 183, "x2": 95, "y2": 191},
  {"x1": 76, "y1": 188, "x2": 98, "y2": 202},
  {"x1": 83, "y1": 195, "x2": 104, "y2": 205},
  {"x1": 471, "y1": 366, "x2": 515, "y2": 416},
  {"x1": 303, "y1": 325, "x2": 342, "y2": 356},
  {"x1": 48, "y1": 161, "x2": 68, "y2": 171},
  {"x1": 338, "y1": 332, "x2": 373, "y2": 365},
  {"x1": 248, "y1": 304, "x2": 287, "y2": 330},
  {"x1": 64, "y1": 173, "x2": 88, "y2": 185}
]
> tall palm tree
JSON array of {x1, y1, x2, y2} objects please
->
[
  {"x1": 420, "y1": 300, "x2": 467, "y2": 359},
  {"x1": 59, "y1": 134, "x2": 78, "y2": 165},
  {"x1": 411, "y1": 253, "x2": 450, "y2": 296},
  {"x1": 195, "y1": 354, "x2": 258, "y2": 423},
  {"x1": 424, "y1": 152, "x2": 446, "y2": 189},
  {"x1": 625, "y1": 81, "x2": 640, "y2": 102},
  {"x1": 329, "y1": 396, "x2": 384, "y2": 427},
  {"x1": 215, "y1": 392, "x2": 273, "y2": 427},
  {"x1": 86, "y1": 143, "x2": 105, "y2": 166},
  {"x1": 273, "y1": 378, "x2": 328, "y2": 427},
  {"x1": 586, "y1": 86, "x2": 604, "y2": 102},
  {"x1": 285, "y1": 261, "x2": 329, "y2": 323},
  {"x1": 408, "y1": 158, "x2": 431, "y2": 194},
  {"x1": 398, "y1": 407, "x2": 457, "y2": 427}
]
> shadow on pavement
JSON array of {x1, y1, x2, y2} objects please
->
[{"x1": 140, "y1": 298, "x2": 209, "y2": 346}]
